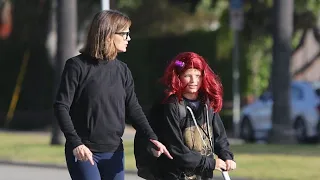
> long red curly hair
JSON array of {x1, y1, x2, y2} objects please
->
[{"x1": 161, "y1": 52, "x2": 223, "y2": 112}]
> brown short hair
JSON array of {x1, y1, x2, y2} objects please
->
[{"x1": 81, "y1": 10, "x2": 131, "y2": 60}]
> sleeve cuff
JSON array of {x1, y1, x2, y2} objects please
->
[
  {"x1": 70, "y1": 139, "x2": 83, "y2": 149},
  {"x1": 219, "y1": 151, "x2": 234, "y2": 161},
  {"x1": 195, "y1": 156, "x2": 215, "y2": 178}
]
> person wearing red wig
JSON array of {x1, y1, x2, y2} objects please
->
[{"x1": 148, "y1": 52, "x2": 236, "y2": 180}]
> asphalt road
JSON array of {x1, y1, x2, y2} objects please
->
[
  {"x1": 0, "y1": 164, "x2": 143, "y2": 180},
  {"x1": 0, "y1": 164, "x2": 245, "y2": 180}
]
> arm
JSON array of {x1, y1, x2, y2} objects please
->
[
  {"x1": 213, "y1": 113, "x2": 234, "y2": 161},
  {"x1": 160, "y1": 102, "x2": 215, "y2": 177},
  {"x1": 124, "y1": 66, "x2": 157, "y2": 140},
  {"x1": 53, "y1": 58, "x2": 82, "y2": 149}
]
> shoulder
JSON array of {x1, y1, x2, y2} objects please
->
[
  {"x1": 62, "y1": 55, "x2": 85, "y2": 73},
  {"x1": 162, "y1": 95, "x2": 188, "y2": 123},
  {"x1": 213, "y1": 112, "x2": 221, "y2": 119},
  {"x1": 67, "y1": 53, "x2": 93, "y2": 68},
  {"x1": 115, "y1": 59, "x2": 129, "y2": 69},
  {"x1": 163, "y1": 94, "x2": 181, "y2": 112},
  {"x1": 115, "y1": 58, "x2": 127, "y2": 66},
  {"x1": 115, "y1": 59, "x2": 131, "y2": 76},
  {"x1": 66, "y1": 55, "x2": 81, "y2": 66}
]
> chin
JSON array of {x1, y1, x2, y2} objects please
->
[
  {"x1": 187, "y1": 90, "x2": 198, "y2": 94},
  {"x1": 117, "y1": 48, "x2": 127, "y2": 53}
]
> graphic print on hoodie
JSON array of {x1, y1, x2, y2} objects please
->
[{"x1": 182, "y1": 103, "x2": 214, "y2": 179}]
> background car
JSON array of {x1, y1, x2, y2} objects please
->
[{"x1": 240, "y1": 81, "x2": 320, "y2": 143}]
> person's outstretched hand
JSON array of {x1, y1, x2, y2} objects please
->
[
  {"x1": 73, "y1": 144, "x2": 95, "y2": 165},
  {"x1": 149, "y1": 139, "x2": 173, "y2": 159}
]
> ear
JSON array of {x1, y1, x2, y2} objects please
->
[{"x1": 106, "y1": 34, "x2": 113, "y2": 42}]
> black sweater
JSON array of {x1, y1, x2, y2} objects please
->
[
  {"x1": 156, "y1": 98, "x2": 234, "y2": 179},
  {"x1": 53, "y1": 54, "x2": 157, "y2": 152}
]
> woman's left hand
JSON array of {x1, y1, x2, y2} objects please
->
[
  {"x1": 225, "y1": 160, "x2": 236, "y2": 171},
  {"x1": 149, "y1": 139, "x2": 173, "y2": 159}
]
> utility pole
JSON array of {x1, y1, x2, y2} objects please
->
[
  {"x1": 269, "y1": 0, "x2": 294, "y2": 144},
  {"x1": 101, "y1": 0, "x2": 109, "y2": 10},
  {"x1": 229, "y1": 0, "x2": 244, "y2": 138},
  {"x1": 51, "y1": 0, "x2": 77, "y2": 145}
]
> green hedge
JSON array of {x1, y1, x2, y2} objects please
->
[
  {"x1": 0, "y1": 31, "x2": 248, "y2": 130},
  {"x1": 119, "y1": 31, "x2": 249, "y2": 130},
  {"x1": 0, "y1": 39, "x2": 54, "y2": 129},
  {"x1": 119, "y1": 32, "x2": 249, "y2": 104}
]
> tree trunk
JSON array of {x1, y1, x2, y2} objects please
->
[
  {"x1": 269, "y1": 0, "x2": 295, "y2": 144},
  {"x1": 51, "y1": 0, "x2": 77, "y2": 145}
]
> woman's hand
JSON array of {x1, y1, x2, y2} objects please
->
[
  {"x1": 214, "y1": 158, "x2": 226, "y2": 171},
  {"x1": 225, "y1": 159, "x2": 236, "y2": 171},
  {"x1": 73, "y1": 144, "x2": 95, "y2": 165},
  {"x1": 149, "y1": 139, "x2": 173, "y2": 159}
]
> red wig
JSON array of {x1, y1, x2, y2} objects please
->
[{"x1": 161, "y1": 52, "x2": 223, "y2": 112}]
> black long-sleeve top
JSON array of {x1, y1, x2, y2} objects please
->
[
  {"x1": 53, "y1": 54, "x2": 157, "y2": 152},
  {"x1": 156, "y1": 97, "x2": 234, "y2": 179}
]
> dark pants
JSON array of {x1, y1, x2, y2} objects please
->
[{"x1": 65, "y1": 146, "x2": 125, "y2": 180}]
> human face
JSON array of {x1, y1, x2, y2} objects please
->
[
  {"x1": 113, "y1": 27, "x2": 131, "y2": 52},
  {"x1": 180, "y1": 68, "x2": 202, "y2": 99}
]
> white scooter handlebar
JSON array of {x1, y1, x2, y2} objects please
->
[{"x1": 215, "y1": 168, "x2": 231, "y2": 180}]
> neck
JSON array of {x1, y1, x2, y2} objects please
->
[{"x1": 183, "y1": 93, "x2": 198, "y2": 100}]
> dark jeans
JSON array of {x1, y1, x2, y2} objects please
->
[{"x1": 65, "y1": 146, "x2": 124, "y2": 180}]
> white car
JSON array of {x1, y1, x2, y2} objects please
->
[{"x1": 240, "y1": 81, "x2": 320, "y2": 143}]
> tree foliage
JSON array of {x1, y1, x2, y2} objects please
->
[
  {"x1": 115, "y1": 0, "x2": 320, "y2": 96},
  {"x1": 4, "y1": 0, "x2": 320, "y2": 104}
]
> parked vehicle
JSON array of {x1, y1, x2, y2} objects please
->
[{"x1": 240, "y1": 81, "x2": 320, "y2": 143}]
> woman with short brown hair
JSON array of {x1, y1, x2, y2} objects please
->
[{"x1": 54, "y1": 10, "x2": 172, "y2": 180}]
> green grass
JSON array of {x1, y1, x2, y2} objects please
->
[
  {"x1": 229, "y1": 144, "x2": 320, "y2": 180},
  {"x1": 1, "y1": 132, "x2": 320, "y2": 180},
  {"x1": 0, "y1": 132, "x2": 136, "y2": 169}
]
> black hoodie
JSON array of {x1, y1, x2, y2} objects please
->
[{"x1": 155, "y1": 96, "x2": 234, "y2": 179}]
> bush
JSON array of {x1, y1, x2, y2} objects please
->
[{"x1": 1, "y1": 30, "x2": 249, "y2": 130}]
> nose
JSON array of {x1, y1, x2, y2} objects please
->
[
  {"x1": 127, "y1": 35, "x2": 131, "y2": 41},
  {"x1": 190, "y1": 76, "x2": 195, "y2": 83}
]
